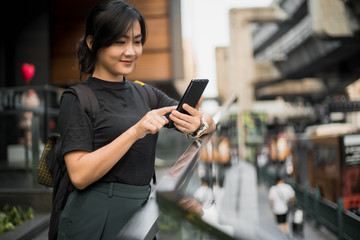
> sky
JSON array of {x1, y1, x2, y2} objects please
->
[{"x1": 181, "y1": 0, "x2": 273, "y2": 98}]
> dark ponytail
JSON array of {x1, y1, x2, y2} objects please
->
[
  {"x1": 77, "y1": 0, "x2": 147, "y2": 80},
  {"x1": 77, "y1": 38, "x2": 96, "y2": 81}
]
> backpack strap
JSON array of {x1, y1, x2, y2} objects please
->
[
  {"x1": 134, "y1": 80, "x2": 158, "y2": 184},
  {"x1": 48, "y1": 84, "x2": 99, "y2": 239},
  {"x1": 134, "y1": 80, "x2": 158, "y2": 109},
  {"x1": 71, "y1": 84, "x2": 99, "y2": 121}
]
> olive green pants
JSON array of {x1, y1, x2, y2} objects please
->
[{"x1": 57, "y1": 182, "x2": 150, "y2": 240}]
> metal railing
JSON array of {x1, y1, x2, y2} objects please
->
[{"x1": 259, "y1": 168, "x2": 360, "y2": 240}]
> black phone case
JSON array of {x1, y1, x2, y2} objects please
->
[{"x1": 165, "y1": 79, "x2": 209, "y2": 128}]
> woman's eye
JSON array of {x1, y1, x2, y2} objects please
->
[{"x1": 115, "y1": 40, "x2": 126, "y2": 44}]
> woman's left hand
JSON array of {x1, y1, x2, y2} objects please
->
[{"x1": 169, "y1": 103, "x2": 202, "y2": 133}]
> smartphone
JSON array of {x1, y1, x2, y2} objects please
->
[{"x1": 165, "y1": 79, "x2": 209, "y2": 128}]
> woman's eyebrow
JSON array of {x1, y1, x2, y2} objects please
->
[{"x1": 121, "y1": 34, "x2": 142, "y2": 39}]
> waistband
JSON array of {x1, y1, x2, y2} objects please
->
[{"x1": 88, "y1": 182, "x2": 151, "y2": 198}]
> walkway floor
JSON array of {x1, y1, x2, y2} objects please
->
[
  {"x1": 156, "y1": 158, "x2": 338, "y2": 239},
  {"x1": 221, "y1": 160, "x2": 337, "y2": 240}
]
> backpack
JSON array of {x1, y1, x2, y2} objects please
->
[{"x1": 37, "y1": 81, "x2": 158, "y2": 240}]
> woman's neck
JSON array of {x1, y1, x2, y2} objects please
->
[{"x1": 92, "y1": 72, "x2": 124, "y2": 82}]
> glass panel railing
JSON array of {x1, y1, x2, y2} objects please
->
[{"x1": 118, "y1": 95, "x2": 239, "y2": 240}]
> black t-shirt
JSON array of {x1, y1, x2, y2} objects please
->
[{"x1": 59, "y1": 77, "x2": 178, "y2": 185}]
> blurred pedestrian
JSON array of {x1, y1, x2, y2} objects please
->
[{"x1": 269, "y1": 175, "x2": 296, "y2": 238}]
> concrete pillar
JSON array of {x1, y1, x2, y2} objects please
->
[
  {"x1": 215, "y1": 46, "x2": 229, "y2": 101},
  {"x1": 226, "y1": 6, "x2": 288, "y2": 159}
]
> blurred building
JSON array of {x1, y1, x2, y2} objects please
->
[{"x1": 216, "y1": 0, "x2": 360, "y2": 158}]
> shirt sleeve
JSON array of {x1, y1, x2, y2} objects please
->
[
  {"x1": 287, "y1": 185, "x2": 295, "y2": 198},
  {"x1": 268, "y1": 187, "x2": 275, "y2": 200},
  {"x1": 151, "y1": 86, "x2": 178, "y2": 108},
  {"x1": 59, "y1": 89, "x2": 94, "y2": 156}
]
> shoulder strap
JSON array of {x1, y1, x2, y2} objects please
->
[
  {"x1": 134, "y1": 80, "x2": 158, "y2": 184},
  {"x1": 143, "y1": 84, "x2": 158, "y2": 110},
  {"x1": 134, "y1": 80, "x2": 158, "y2": 109},
  {"x1": 71, "y1": 84, "x2": 99, "y2": 121}
]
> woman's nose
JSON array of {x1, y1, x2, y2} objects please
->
[{"x1": 124, "y1": 43, "x2": 135, "y2": 55}]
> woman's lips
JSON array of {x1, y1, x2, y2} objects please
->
[{"x1": 121, "y1": 60, "x2": 133, "y2": 66}]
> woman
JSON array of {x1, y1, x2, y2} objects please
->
[{"x1": 57, "y1": 0, "x2": 216, "y2": 239}]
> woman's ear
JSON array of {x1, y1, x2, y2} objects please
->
[{"x1": 86, "y1": 35, "x2": 93, "y2": 50}]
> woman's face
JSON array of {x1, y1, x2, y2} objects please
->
[{"x1": 93, "y1": 20, "x2": 143, "y2": 81}]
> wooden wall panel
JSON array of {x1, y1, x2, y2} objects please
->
[
  {"x1": 52, "y1": 0, "x2": 101, "y2": 20},
  {"x1": 144, "y1": 17, "x2": 170, "y2": 50},
  {"x1": 127, "y1": 52, "x2": 171, "y2": 81},
  {"x1": 51, "y1": 0, "x2": 172, "y2": 85},
  {"x1": 131, "y1": 0, "x2": 168, "y2": 17},
  {"x1": 52, "y1": 22, "x2": 84, "y2": 54},
  {"x1": 132, "y1": 0, "x2": 171, "y2": 82},
  {"x1": 51, "y1": 55, "x2": 80, "y2": 85}
]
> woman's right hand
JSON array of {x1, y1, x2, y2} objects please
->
[{"x1": 132, "y1": 106, "x2": 176, "y2": 139}]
